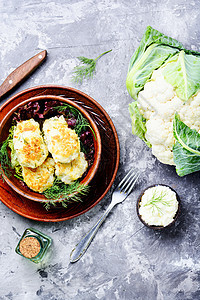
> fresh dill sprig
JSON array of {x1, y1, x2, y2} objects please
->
[
  {"x1": 53, "y1": 103, "x2": 94, "y2": 136},
  {"x1": 43, "y1": 179, "x2": 90, "y2": 210},
  {"x1": 0, "y1": 126, "x2": 15, "y2": 179},
  {"x1": 72, "y1": 49, "x2": 112, "y2": 83},
  {"x1": 144, "y1": 190, "x2": 172, "y2": 214},
  {"x1": 0, "y1": 138, "x2": 11, "y2": 178}
]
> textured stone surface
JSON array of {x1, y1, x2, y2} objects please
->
[{"x1": 0, "y1": 1, "x2": 200, "y2": 299}]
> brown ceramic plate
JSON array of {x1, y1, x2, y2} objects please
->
[{"x1": 0, "y1": 85, "x2": 120, "y2": 222}]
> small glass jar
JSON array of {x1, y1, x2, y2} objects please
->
[{"x1": 15, "y1": 228, "x2": 52, "y2": 263}]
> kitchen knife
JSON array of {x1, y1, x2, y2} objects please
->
[{"x1": 0, "y1": 50, "x2": 47, "y2": 99}]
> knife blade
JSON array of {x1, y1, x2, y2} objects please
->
[{"x1": 0, "y1": 50, "x2": 47, "y2": 99}]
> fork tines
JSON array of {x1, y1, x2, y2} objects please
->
[{"x1": 118, "y1": 169, "x2": 139, "y2": 196}]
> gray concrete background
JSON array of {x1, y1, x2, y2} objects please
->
[{"x1": 0, "y1": 1, "x2": 200, "y2": 299}]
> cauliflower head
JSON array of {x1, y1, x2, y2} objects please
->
[
  {"x1": 135, "y1": 68, "x2": 200, "y2": 165},
  {"x1": 127, "y1": 26, "x2": 200, "y2": 176}
]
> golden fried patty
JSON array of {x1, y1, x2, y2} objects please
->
[
  {"x1": 22, "y1": 158, "x2": 55, "y2": 193},
  {"x1": 13, "y1": 119, "x2": 48, "y2": 168},
  {"x1": 43, "y1": 115, "x2": 80, "y2": 163},
  {"x1": 55, "y1": 152, "x2": 88, "y2": 184}
]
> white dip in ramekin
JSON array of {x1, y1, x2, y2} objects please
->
[{"x1": 139, "y1": 185, "x2": 179, "y2": 227}]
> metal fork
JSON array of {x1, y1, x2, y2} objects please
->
[{"x1": 70, "y1": 169, "x2": 139, "y2": 263}]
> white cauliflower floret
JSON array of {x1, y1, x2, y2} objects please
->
[
  {"x1": 138, "y1": 70, "x2": 182, "y2": 121},
  {"x1": 151, "y1": 145, "x2": 174, "y2": 166},
  {"x1": 145, "y1": 118, "x2": 175, "y2": 165},
  {"x1": 151, "y1": 68, "x2": 175, "y2": 102},
  {"x1": 179, "y1": 95, "x2": 200, "y2": 131},
  {"x1": 137, "y1": 68, "x2": 200, "y2": 165},
  {"x1": 145, "y1": 119, "x2": 174, "y2": 147}
]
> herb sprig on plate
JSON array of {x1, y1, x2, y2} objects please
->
[
  {"x1": 0, "y1": 126, "x2": 14, "y2": 179},
  {"x1": 43, "y1": 179, "x2": 90, "y2": 210},
  {"x1": 53, "y1": 103, "x2": 93, "y2": 135}
]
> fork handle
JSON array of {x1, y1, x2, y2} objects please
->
[{"x1": 70, "y1": 201, "x2": 115, "y2": 263}]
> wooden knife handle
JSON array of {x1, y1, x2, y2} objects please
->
[{"x1": 0, "y1": 50, "x2": 47, "y2": 99}]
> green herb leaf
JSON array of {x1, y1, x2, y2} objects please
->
[
  {"x1": 43, "y1": 179, "x2": 90, "y2": 210},
  {"x1": 53, "y1": 103, "x2": 95, "y2": 137},
  {"x1": 0, "y1": 126, "x2": 15, "y2": 178},
  {"x1": 14, "y1": 165, "x2": 23, "y2": 180},
  {"x1": 72, "y1": 49, "x2": 112, "y2": 83},
  {"x1": 144, "y1": 189, "x2": 172, "y2": 215}
]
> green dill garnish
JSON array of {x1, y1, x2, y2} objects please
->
[
  {"x1": 0, "y1": 126, "x2": 15, "y2": 178},
  {"x1": 144, "y1": 189, "x2": 172, "y2": 214},
  {"x1": 14, "y1": 165, "x2": 23, "y2": 180},
  {"x1": 72, "y1": 49, "x2": 112, "y2": 83},
  {"x1": 0, "y1": 125, "x2": 23, "y2": 180},
  {"x1": 43, "y1": 179, "x2": 90, "y2": 210},
  {"x1": 53, "y1": 103, "x2": 95, "y2": 137},
  {"x1": 23, "y1": 138, "x2": 28, "y2": 144}
]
